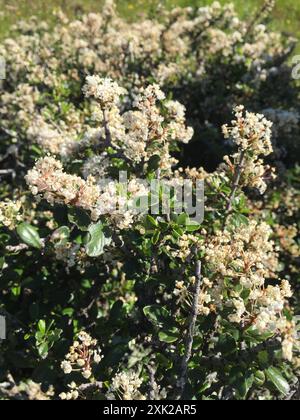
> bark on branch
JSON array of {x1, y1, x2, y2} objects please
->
[{"x1": 176, "y1": 260, "x2": 202, "y2": 399}]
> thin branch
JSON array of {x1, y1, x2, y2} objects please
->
[
  {"x1": 5, "y1": 243, "x2": 29, "y2": 253},
  {"x1": 244, "y1": 0, "x2": 275, "y2": 39},
  {"x1": 223, "y1": 151, "x2": 246, "y2": 227},
  {"x1": 102, "y1": 109, "x2": 112, "y2": 148},
  {"x1": 226, "y1": 151, "x2": 246, "y2": 213},
  {"x1": 176, "y1": 259, "x2": 202, "y2": 399}
]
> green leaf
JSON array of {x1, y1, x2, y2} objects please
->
[
  {"x1": 254, "y1": 370, "x2": 265, "y2": 386},
  {"x1": 148, "y1": 155, "x2": 161, "y2": 171},
  {"x1": 145, "y1": 215, "x2": 158, "y2": 229},
  {"x1": 156, "y1": 353, "x2": 173, "y2": 370},
  {"x1": 143, "y1": 305, "x2": 170, "y2": 328},
  {"x1": 52, "y1": 226, "x2": 70, "y2": 244},
  {"x1": 265, "y1": 367, "x2": 290, "y2": 396},
  {"x1": 229, "y1": 214, "x2": 249, "y2": 228},
  {"x1": 186, "y1": 220, "x2": 201, "y2": 232},
  {"x1": 48, "y1": 329, "x2": 62, "y2": 343},
  {"x1": 151, "y1": 230, "x2": 160, "y2": 245},
  {"x1": 17, "y1": 223, "x2": 42, "y2": 249},
  {"x1": 62, "y1": 308, "x2": 74, "y2": 317},
  {"x1": 0, "y1": 257, "x2": 5, "y2": 270},
  {"x1": 85, "y1": 222, "x2": 112, "y2": 257},
  {"x1": 235, "y1": 374, "x2": 254, "y2": 399},
  {"x1": 158, "y1": 328, "x2": 179, "y2": 343},
  {"x1": 176, "y1": 213, "x2": 188, "y2": 226},
  {"x1": 68, "y1": 208, "x2": 90, "y2": 231},
  {"x1": 38, "y1": 320, "x2": 46, "y2": 335},
  {"x1": 244, "y1": 326, "x2": 274, "y2": 343},
  {"x1": 216, "y1": 334, "x2": 237, "y2": 356},
  {"x1": 11, "y1": 286, "x2": 21, "y2": 297},
  {"x1": 258, "y1": 350, "x2": 269, "y2": 367},
  {"x1": 30, "y1": 144, "x2": 42, "y2": 156},
  {"x1": 35, "y1": 331, "x2": 44, "y2": 342},
  {"x1": 173, "y1": 213, "x2": 201, "y2": 231},
  {"x1": 38, "y1": 342, "x2": 49, "y2": 360}
]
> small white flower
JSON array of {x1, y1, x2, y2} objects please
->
[
  {"x1": 61, "y1": 361, "x2": 72, "y2": 375},
  {"x1": 77, "y1": 359, "x2": 85, "y2": 367},
  {"x1": 82, "y1": 369, "x2": 92, "y2": 379},
  {"x1": 93, "y1": 351, "x2": 102, "y2": 364}
]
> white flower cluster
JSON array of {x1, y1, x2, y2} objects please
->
[
  {"x1": 27, "y1": 117, "x2": 79, "y2": 158},
  {"x1": 133, "y1": 84, "x2": 166, "y2": 107},
  {"x1": 81, "y1": 77, "x2": 193, "y2": 171},
  {"x1": 106, "y1": 371, "x2": 145, "y2": 400},
  {"x1": 165, "y1": 233, "x2": 203, "y2": 261},
  {"x1": 221, "y1": 106, "x2": 275, "y2": 193},
  {"x1": 59, "y1": 382, "x2": 80, "y2": 401},
  {"x1": 203, "y1": 220, "x2": 295, "y2": 360},
  {"x1": 60, "y1": 331, "x2": 102, "y2": 380},
  {"x1": 0, "y1": 377, "x2": 54, "y2": 400},
  {"x1": 82, "y1": 76, "x2": 127, "y2": 108},
  {"x1": 282, "y1": 331, "x2": 295, "y2": 363},
  {"x1": 0, "y1": 200, "x2": 22, "y2": 230},
  {"x1": 92, "y1": 179, "x2": 149, "y2": 230},
  {"x1": 222, "y1": 105, "x2": 273, "y2": 156},
  {"x1": 222, "y1": 153, "x2": 276, "y2": 194},
  {"x1": 149, "y1": 380, "x2": 167, "y2": 400},
  {"x1": 25, "y1": 156, "x2": 148, "y2": 229},
  {"x1": 165, "y1": 100, "x2": 194, "y2": 144},
  {"x1": 0, "y1": 83, "x2": 40, "y2": 130},
  {"x1": 25, "y1": 156, "x2": 100, "y2": 210}
]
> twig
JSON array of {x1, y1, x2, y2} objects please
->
[
  {"x1": 244, "y1": 0, "x2": 275, "y2": 39},
  {"x1": 176, "y1": 260, "x2": 202, "y2": 399},
  {"x1": 5, "y1": 244, "x2": 29, "y2": 253},
  {"x1": 223, "y1": 151, "x2": 246, "y2": 226},
  {"x1": 79, "y1": 298, "x2": 96, "y2": 320},
  {"x1": 226, "y1": 151, "x2": 245, "y2": 213},
  {"x1": 102, "y1": 109, "x2": 112, "y2": 148}
]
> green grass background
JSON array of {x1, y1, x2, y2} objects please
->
[{"x1": 0, "y1": 0, "x2": 299, "y2": 46}]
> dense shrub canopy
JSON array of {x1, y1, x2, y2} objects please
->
[{"x1": 0, "y1": 0, "x2": 299, "y2": 400}]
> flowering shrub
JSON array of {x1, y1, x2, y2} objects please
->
[
  {"x1": 0, "y1": 0, "x2": 299, "y2": 401},
  {"x1": 0, "y1": 0, "x2": 299, "y2": 175}
]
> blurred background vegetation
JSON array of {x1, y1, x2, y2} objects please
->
[{"x1": 0, "y1": 0, "x2": 299, "y2": 50}]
